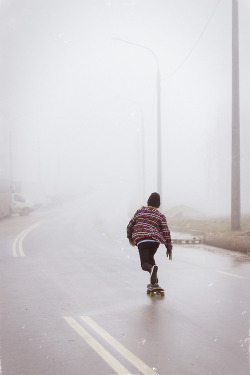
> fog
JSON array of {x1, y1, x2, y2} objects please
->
[{"x1": 1, "y1": 0, "x2": 250, "y2": 219}]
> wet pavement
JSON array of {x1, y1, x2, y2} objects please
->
[{"x1": 0, "y1": 208, "x2": 249, "y2": 374}]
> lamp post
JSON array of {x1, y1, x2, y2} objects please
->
[{"x1": 113, "y1": 38, "x2": 162, "y2": 198}]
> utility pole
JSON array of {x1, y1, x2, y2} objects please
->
[{"x1": 231, "y1": 0, "x2": 241, "y2": 230}]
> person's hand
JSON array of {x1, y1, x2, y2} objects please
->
[
  {"x1": 166, "y1": 249, "x2": 172, "y2": 260},
  {"x1": 129, "y1": 240, "x2": 135, "y2": 247}
]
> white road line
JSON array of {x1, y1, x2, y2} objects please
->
[
  {"x1": 216, "y1": 270, "x2": 247, "y2": 279},
  {"x1": 81, "y1": 316, "x2": 159, "y2": 375},
  {"x1": 64, "y1": 317, "x2": 131, "y2": 375},
  {"x1": 12, "y1": 222, "x2": 41, "y2": 257}
]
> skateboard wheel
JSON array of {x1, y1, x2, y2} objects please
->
[
  {"x1": 160, "y1": 292, "x2": 165, "y2": 296},
  {"x1": 150, "y1": 291, "x2": 154, "y2": 297},
  {"x1": 147, "y1": 289, "x2": 150, "y2": 294}
]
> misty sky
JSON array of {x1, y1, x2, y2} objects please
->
[{"x1": 0, "y1": 0, "x2": 250, "y2": 216}]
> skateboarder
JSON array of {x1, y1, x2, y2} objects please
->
[{"x1": 127, "y1": 192, "x2": 172, "y2": 286}]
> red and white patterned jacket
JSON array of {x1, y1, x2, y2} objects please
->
[{"x1": 127, "y1": 206, "x2": 172, "y2": 250}]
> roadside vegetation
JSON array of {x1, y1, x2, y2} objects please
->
[{"x1": 168, "y1": 215, "x2": 250, "y2": 235}]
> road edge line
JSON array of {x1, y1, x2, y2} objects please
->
[{"x1": 216, "y1": 270, "x2": 247, "y2": 279}]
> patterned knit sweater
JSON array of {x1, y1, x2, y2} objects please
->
[{"x1": 127, "y1": 206, "x2": 172, "y2": 250}]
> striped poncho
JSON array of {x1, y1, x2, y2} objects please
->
[{"x1": 127, "y1": 206, "x2": 172, "y2": 250}]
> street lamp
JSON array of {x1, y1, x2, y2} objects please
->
[{"x1": 113, "y1": 38, "x2": 162, "y2": 198}]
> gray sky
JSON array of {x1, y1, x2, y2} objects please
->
[{"x1": 0, "y1": 0, "x2": 250, "y2": 216}]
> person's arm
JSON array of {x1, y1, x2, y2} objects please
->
[
  {"x1": 127, "y1": 215, "x2": 136, "y2": 245},
  {"x1": 161, "y1": 215, "x2": 173, "y2": 260}
]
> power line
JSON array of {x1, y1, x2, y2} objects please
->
[{"x1": 165, "y1": 0, "x2": 223, "y2": 80}]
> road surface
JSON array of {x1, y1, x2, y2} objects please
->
[{"x1": 0, "y1": 207, "x2": 249, "y2": 375}]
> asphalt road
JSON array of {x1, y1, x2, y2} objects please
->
[{"x1": 0, "y1": 207, "x2": 250, "y2": 375}]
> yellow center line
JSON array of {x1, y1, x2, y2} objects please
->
[
  {"x1": 12, "y1": 221, "x2": 42, "y2": 257},
  {"x1": 18, "y1": 232, "x2": 28, "y2": 257},
  {"x1": 64, "y1": 317, "x2": 131, "y2": 375},
  {"x1": 12, "y1": 228, "x2": 31, "y2": 257},
  {"x1": 12, "y1": 235, "x2": 19, "y2": 257},
  {"x1": 216, "y1": 270, "x2": 248, "y2": 279}
]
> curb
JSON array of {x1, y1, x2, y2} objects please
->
[
  {"x1": 204, "y1": 234, "x2": 250, "y2": 254},
  {"x1": 172, "y1": 226, "x2": 250, "y2": 254}
]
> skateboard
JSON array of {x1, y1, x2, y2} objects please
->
[{"x1": 147, "y1": 284, "x2": 165, "y2": 297}]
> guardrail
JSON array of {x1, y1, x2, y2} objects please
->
[{"x1": 172, "y1": 238, "x2": 203, "y2": 244}]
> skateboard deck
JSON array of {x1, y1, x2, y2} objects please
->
[{"x1": 147, "y1": 284, "x2": 165, "y2": 297}]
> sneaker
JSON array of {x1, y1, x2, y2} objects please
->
[{"x1": 150, "y1": 265, "x2": 158, "y2": 285}]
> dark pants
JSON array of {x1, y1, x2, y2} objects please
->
[{"x1": 138, "y1": 241, "x2": 159, "y2": 273}]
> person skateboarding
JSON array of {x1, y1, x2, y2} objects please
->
[{"x1": 127, "y1": 192, "x2": 172, "y2": 286}]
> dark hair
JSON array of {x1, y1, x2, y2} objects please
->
[{"x1": 147, "y1": 192, "x2": 160, "y2": 208}]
